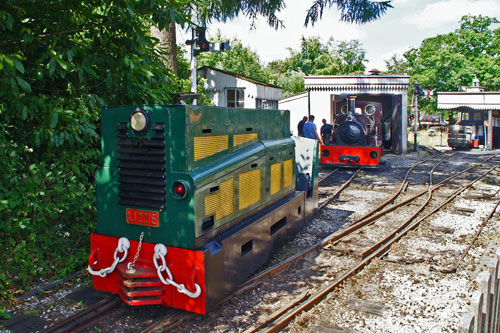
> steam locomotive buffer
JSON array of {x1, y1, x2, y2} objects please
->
[
  {"x1": 87, "y1": 105, "x2": 319, "y2": 314},
  {"x1": 320, "y1": 96, "x2": 384, "y2": 167}
]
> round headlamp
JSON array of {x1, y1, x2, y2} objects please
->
[{"x1": 129, "y1": 108, "x2": 151, "y2": 135}]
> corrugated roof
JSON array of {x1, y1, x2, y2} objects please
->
[{"x1": 198, "y1": 66, "x2": 282, "y2": 89}]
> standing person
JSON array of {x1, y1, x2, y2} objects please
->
[
  {"x1": 303, "y1": 115, "x2": 321, "y2": 141},
  {"x1": 320, "y1": 119, "x2": 333, "y2": 144},
  {"x1": 297, "y1": 116, "x2": 308, "y2": 137}
]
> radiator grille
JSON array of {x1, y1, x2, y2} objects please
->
[
  {"x1": 270, "y1": 162, "x2": 282, "y2": 195},
  {"x1": 283, "y1": 159, "x2": 293, "y2": 189},
  {"x1": 194, "y1": 135, "x2": 228, "y2": 161},
  {"x1": 239, "y1": 169, "x2": 261, "y2": 210},
  {"x1": 117, "y1": 123, "x2": 166, "y2": 209},
  {"x1": 233, "y1": 133, "x2": 258, "y2": 146},
  {"x1": 205, "y1": 177, "x2": 235, "y2": 220}
]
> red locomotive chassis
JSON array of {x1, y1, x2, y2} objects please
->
[
  {"x1": 320, "y1": 144, "x2": 383, "y2": 167},
  {"x1": 90, "y1": 233, "x2": 207, "y2": 314}
]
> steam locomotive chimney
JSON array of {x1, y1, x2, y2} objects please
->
[{"x1": 347, "y1": 96, "x2": 357, "y2": 114}]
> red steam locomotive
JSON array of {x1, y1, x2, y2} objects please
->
[{"x1": 320, "y1": 96, "x2": 383, "y2": 167}]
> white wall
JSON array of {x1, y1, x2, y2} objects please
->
[
  {"x1": 201, "y1": 68, "x2": 282, "y2": 108},
  {"x1": 309, "y1": 91, "x2": 333, "y2": 124},
  {"x1": 279, "y1": 92, "x2": 308, "y2": 135}
]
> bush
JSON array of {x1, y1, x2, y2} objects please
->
[{"x1": 0, "y1": 95, "x2": 101, "y2": 300}]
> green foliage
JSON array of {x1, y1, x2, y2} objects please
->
[
  {"x1": 198, "y1": 33, "x2": 268, "y2": 82},
  {"x1": 384, "y1": 15, "x2": 500, "y2": 116},
  {"x1": 196, "y1": 0, "x2": 286, "y2": 29},
  {"x1": 305, "y1": 0, "x2": 393, "y2": 26},
  {"x1": 265, "y1": 36, "x2": 367, "y2": 97},
  {"x1": 0, "y1": 0, "x2": 190, "y2": 302},
  {"x1": 265, "y1": 70, "x2": 305, "y2": 98}
]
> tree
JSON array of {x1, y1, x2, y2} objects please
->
[
  {"x1": 384, "y1": 54, "x2": 410, "y2": 75},
  {"x1": 383, "y1": 15, "x2": 500, "y2": 115},
  {"x1": 265, "y1": 36, "x2": 367, "y2": 97},
  {"x1": 197, "y1": 33, "x2": 267, "y2": 82},
  {"x1": 0, "y1": 0, "x2": 190, "y2": 301},
  {"x1": 305, "y1": 0, "x2": 393, "y2": 26},
  {"x1": 334, "y1": 39, "x2": 367, "y2": 74},
  {"x1": 157, "y1": 0, "x2": 393, "y2": 76}
]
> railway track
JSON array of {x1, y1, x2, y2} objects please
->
[
  {"x1": 136, "y1": 154, "x2": 464, "y2": 332},
  {"x1": 41, "y1": 152, "x2": 499, "y2": 332},
  {"x1": 42, "y1": 296, "x2": 121, "y2": 332},
  {"x1": 247, "y1": 158, "x2": 500, "y2": 332}
]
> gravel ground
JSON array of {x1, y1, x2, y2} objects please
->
[{"x1": 2, "y1": 148, "x2": 500, "y2": 333}]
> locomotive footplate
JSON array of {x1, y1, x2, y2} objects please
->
[
  {"x1": 320, "y1": 145, "x2": 382, "y2": 167},
  {"x1": 89, "y1": 191, "x2": 306, "y2": 314}
]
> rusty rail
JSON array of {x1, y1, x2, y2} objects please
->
[
  {"x1": 318, "y1": 168, "x2": 339, "y2": 185},
  {"x1": 257, "y1": 163, "x2": 499, "y2": 332},
  {"x1": 241, "y1": 158, "x2": 479, "y2": 287},
  {"x1": 318, "y1": 169, "x2": 360, "y2": 211},
  {"x1": 42, "y1": 296, "x2": 121, "y2": 333}
]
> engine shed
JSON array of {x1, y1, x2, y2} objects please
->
[
  {"x1": 437, "y1": 79, "x2": 500, "y2": 150},
  {"x1": 279, "y1": 74, "x2": 410, "y2": 154}
]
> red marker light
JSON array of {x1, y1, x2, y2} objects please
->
[{"x1": 174, "y1": 182, "x2": 186, "y2": 197}]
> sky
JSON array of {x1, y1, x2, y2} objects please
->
[{"x1": 178, "y1": 0, "x2": 500, "y2": 72}]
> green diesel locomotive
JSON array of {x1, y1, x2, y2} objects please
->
[{"x1": 88, "y1": 105, "x2": 318, "y2": 314}]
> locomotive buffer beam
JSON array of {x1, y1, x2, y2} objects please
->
[{"x1": 339, "y1": 155, "x2": 360, "y2": 163}]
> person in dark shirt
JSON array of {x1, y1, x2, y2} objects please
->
[
  {"x1": 320, "y1": 119, "x2": 333, "y2": 144},
  {"x1": 297, "y1": 116, "x2": 308, "y2": 137}
]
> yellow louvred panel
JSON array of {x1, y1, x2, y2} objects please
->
[
  {"x1": 270, "y1": 162, "x2": 282, "y2": 195},
  {"x1": 194, "y1": 135, "x2": 229, "y2": 161},
  {"x1": 283, "y1": 159, "x2": 293, "y2": 188},
  {"x1": 205, "y1": 178, "x2": 234, "y2": 220},
  {"x1": 239, "y1": 169, "x2": 261, "y2": 210},
  {"x1": 233, "y1": 133, "x2": 258, "y2": 146}
]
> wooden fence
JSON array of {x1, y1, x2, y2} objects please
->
[{"x1": 459, "y1": 248, "x2": 500, "y2": 333}]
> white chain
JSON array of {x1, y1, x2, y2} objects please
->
[
  {"x1": 126, "y1": 232, "x2": 144, "y2": 274},
  {"x1": 153, "y1": 244, "x2": 201, "y2": 298},
  {"x1": 88, "y1": 237, "x2": 130, "y2": 277}
]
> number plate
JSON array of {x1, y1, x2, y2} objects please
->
[{"x1": 126, "y1": 208, "x2": 159, "y2": 227}]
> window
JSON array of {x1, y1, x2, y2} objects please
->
[
  {"x1": 256, "y1": 99, "x2": 278, "y2": 110},
  {"x1": 227, "y1": 88, "x2": 244, "y2": 108},
  {"x1": 473, "y1": 112, "x2": 483, "y2": 121}
]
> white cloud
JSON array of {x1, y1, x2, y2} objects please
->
[
  {"x1": 403, "y1": 0, "x2": 500, "y2": 30},
  {"x1": 205, "y1": 2, "x2": 367, "y2": 63},
  {"x1": 369, "y1": 46, "x2": 413, "y2": 71},
  {"x1": 179, "y1": 0, "x2": 500, "y2": 74}
]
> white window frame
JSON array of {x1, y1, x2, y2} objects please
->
[{"x1": 226, "y1": 88, "x2": 245, "y2": 108}]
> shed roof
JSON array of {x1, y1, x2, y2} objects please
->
[
  {"x1": 304, "y1": 75, "x2": 410, "y2": 92},
  {"x1": 437, "y1": 92, "x2": 500, "y2": 110},
  {"x1": 198, "y1": 66, "x2": 282, "y2": 89}
]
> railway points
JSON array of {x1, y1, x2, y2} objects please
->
[{"x1": 4, "y1": 150, "x2": 500, "y2": 333}]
